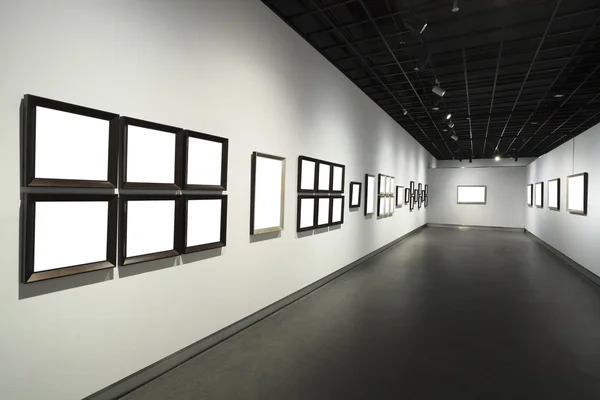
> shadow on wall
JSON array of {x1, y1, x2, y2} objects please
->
[
  {"x1": 19, "y1": 269, "x2": 114, "y2": 300},
  {"x1": 250, "y1": 231, "x2": 281, "y2": 243}
]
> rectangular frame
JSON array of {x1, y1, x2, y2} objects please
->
[
  {"x1": 119, "y1": 116, "x2": 184, "y2": 190},
  {"x1": 548, "y1": 178, "x2": 560, "y2": 211},
  {"x1": 119, "y1": 195, "x2": 183, "y2": 266},
  {"x1": 21, "y1": 193, "x2": 118, "y2": 283},
  {"x1": 396, "y1": 186, "x2": 404, "y2": 207},
  {"x1": 250, "y1": 152, "x2": 286, "y2": 235},
  {"x1": 425, "y1": 184, "x2": 429, "y2": 196},
  {"x1": 315, "y1": 195, "x2": 332, "y2": 228},
  {"x1": 330, "y1": 162, "x2": 346, "y2": 194},
  {"x1": 182, "y1": 130, "x2": 228, "y2": 190},
  {"x1": 424, "y1": 195, "x2": 428, "y2": 208},
  {"x1": 330, "y1": 196, "x2": 345, "y2": 226},
  {"x1": 297, "y1": 195, "x2": 317, "y2": 232},
  {"x1": 418, "y1": 193, "x2": 423, "y2": 209},
  {"x1": 410, "y1": 181, "x2": 415, "y2": 197},
  {"x1": 22, "y1": 94, "x2": 119, "y2": 188},
  {"x1": 527, "y1": 184, "x2": 533, "y2": 207},
  {"x1": 297, "y1": 156, "x2": 319, "y2": 193},
  {"x1": 409, "y1": 192, "x2": 415, "y2": 211},
  {"x1": 182, "y1": 194, "x2": 227, "y2": 254},
  {"x1": 535, "y1": 182, "x2": 544, "y2": 208},
  {"x1": 405, "y1": 187, "x2": 410, "y2": 204},
  {"x1": 316, "y1": 160, "x2": 332, "y2": 193},
  {"x1": 457, "y1": 185, "x2": 487, "y2": 204},
  {"x1": 365, "y1": 174, "x2": 375, "y2": 216},
  {"x1": 349, "y1": 181, "x2": 362, "y2": 208},
  {"x1": 567, "y1": 172, "x2": 588, "y2": 215}
]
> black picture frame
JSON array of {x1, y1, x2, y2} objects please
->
[
  {"x1": 182, "y1": 130, "x2": 228, "y2": 191},
  {"x1": 364, "y1": 174, "x2": 375, "y2": 216},
  {"x1": 297, "y1": 156, "x2": 319, "y2": 193},
  {"x1": 425, "y1": 184, "x2": 429, "y2": 196},
  {"x1": 330, "y1": 162, "x2": 346, "y2": 194},
  {"x1": 297, "y1": 195, "x2": 317, "y2": 232},
  {"x1": 418, "y1": 193, "x2": 423, "y2": 209},
  {"x1": 405, "y1": 188, "x2": 410, "y2": 204},
  {"x1": 418, "y1": 183, "x2": 423, "y2": 197},
  {"x1": 21, "y1": 193, "x2": 118, "y2": 283},
  {"x1": 22, "y1": 94, "x2": 119, "y2": 188},
  {"x1": 548, "y1": 178, "x2": 560, "y2": 211},
  {"x1": 535, "y1": 181, "x2": 544, "y2": 208},
  {"x1": 527, "y1": 184, "x2": 533, "y2": 207},
  {"x1": 424, "y1": 195, "x2": 429, "y2": 208},
  {"x1": 349, "y1": 181, "x2": 362, "y2": 208},
  {"x1": 316, "y1": 161, "x2": 333, "y2": 194},
  {"x1": 315, "y1": 195, "x2": 332, "y2": 228},
  {"x1": 410, "y1": 181, "x2": 415, "y2": 197},
  {"x1": 396, "y1": 186, "x2": 404, "y2": 207},
  {"x1": 119, "y1": 194, "x2": 183, "y2": 266},
  {"x1": 409, "y1": 192, "x2": 415, "y2": 211},
  {"x1": 119, "y1": 117, "x2": 184, "y2": 190},
  {"x1": 567, "y1": 172, "x2": 589, "y2": 215},
  {"x1": 330, "y1": 196, "x2": 345, "y2": 226},
  {"x1": 182, "y1": 194, "x2": 227, "y2": 254}
]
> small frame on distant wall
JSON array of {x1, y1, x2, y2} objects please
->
[
  {"x1": 567, "y1": 172, "x2": 588, "y2": 215},
  {"x1": 405, "y1": 187, "x2": 410, "y2": 204},
  {"x1": 396, "y1": 186, "x2": 404, "y2": 207},
  {"x1": 182, "y1": 195, "x2": 227, "y2": 254},
  {"x1": 119, "y1": 117, "x2": 184, "y2": 190},
  {"x1": 457, "y1": 185, "x2": 487, "y2": 204},
  {"x1": 349, "y1": 182, "x2": 362, "y2": 208},
  {"x1": 250, "y1": 152, "x2": 286, "y2": 235},
  {"x1": 527, "y1": 184, "x2": 533, "y2": 207},
  {"x1": 365, "y1": 174, "x2": 375, "y2": 216},
  {"x1": 22, "y1": 94, "x2": 120, "y2": 188},
  {"x1": 548, "y1": 178, "x2": 560, "y2": 211},
  {"x1": 21, "y1": 193, "x2": 118, "y2": 283},
  {"x1": 409, "y1": 192, "x2": 415, "y2": 211},
  {"x1": 535, "y1": 182, "x2": 544, "y2": 208},
  {"x1": 183, "y1": 130, "x2": 228, "y2": 190},
  {"x1": 119, "y1": 195, "x2": 183, "y2": 266}
]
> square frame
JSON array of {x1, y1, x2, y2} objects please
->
[
  {"x1": 349, "y1": 181, "x2": 362, "y2": 208},
  {"x1": 21, "y1": 193, "x2": 118, "y2": 283},
  {"x1": 548, "y1": 178, "x2": 560, "y2": 211},
  {"x1": 567, "y1": 172, "x2": 588, "y2": 215},
  {"x1": 250, "y1": 152, "x2": 286, "y2": 235},
  {"x1": 457, "y1": 185, "x2": 487, "y2": 204},
  {"x1": 297, "y1": 195, "x2": 317, "y2": 232},
  {"x1": 119, "y1": 194, "x2": 183, "y2": 266},
  {"x1": 119, "y1": 116, "x2": 184, "y2": 190},
  {"x1": 22, "y1": 94, "x2": 120, "y2": 188},
  {"x1": 182, "y1": 130, "x2": 228, "y2": 190},
  {"x1": 182, "y1": 194, "x2": 228, "y2": 254},
  {"x1": 535, "y1": 181, "x2": 544, "y2": 208}
]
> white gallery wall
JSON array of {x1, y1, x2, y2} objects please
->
[
  {"x1": 427, "y1": 165, "x2": 526, "y2": 228},
  {"x1": 0, "y1": 1, "x2": 432, "y2": 399},
  {"x1": 526, "y1": 122, "x2": 600, "y2": 277}
]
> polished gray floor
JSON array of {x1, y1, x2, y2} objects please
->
[{"x1": 122, "y1": 228, "x2": 600, "y2": 400}]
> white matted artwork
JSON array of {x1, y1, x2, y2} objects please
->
[
  {"x1": 332, "y1": 165, "x2": 344, "y2": 192},
  {"x1": 317, "y1": 197, "x2": 331, "y2": 227},
  {"x1": 457, "y1": 185, "x2": 487, "y2": 204},
  {"x1": 318, "y1": 162, "x2": 331, "y2": 192},
  {"x1": 527, "y1": 184, "x2": 533, "y2": 207},
  {"x1": 548, "y1": 178, "x2": 560, "y2": 211},
  {"x1": 23, "y1": 95, "x2": 119, "y2": 188},
  {"x1": 184, "y1": 195, "x2": 227, "y2": 253},
  {"x1": 251, "y1": 152, "x2": 286, "y2": 235},
  {"x1": 22, "y1": 194, "x2": 117, "y2": 283},
  {"x1": 126, "y1": 200, "x2": 176, "y2": 258},
  {"x1": 127, "y1": 126, "x2": 176, "y2": 184},
  {"x1": 299, "y1": 157, "x2": 317, "y2": 192},
  {"x1": 297, "y1": 196, "x2": 316, "y2": 232},
  {"x1": 331, "y1": 197, "x2": 344, "y2": 225},
  {"x1": 535, "y1": 182, "x2": 544, "y2": 208},
  {"x1": 567, "y1": 173, "x2": 588, "y2": 215},
  {"x1": 365, "y1": 174, "x2": 375, "y2": 216},
  {"x1": 185, "y1": 131, "x2": 228, "y2": 190},
  {"x1": 396, "y1": 186, "x2": 404, "y2": 207}
]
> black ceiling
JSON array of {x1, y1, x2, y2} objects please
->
[{"x1": 261, "y1": 0, "x2": 600, "y2": 160}]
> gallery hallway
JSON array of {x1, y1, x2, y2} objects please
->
[{"x1": 122, "y1": 227, "x2": 600, "y2": 400}]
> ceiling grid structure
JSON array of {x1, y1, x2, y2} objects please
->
[{"x1": 262, "y1": 0, "x2": 600, "y2": 159}]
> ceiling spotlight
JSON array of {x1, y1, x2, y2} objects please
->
[
  {"x1": 515, "y1": 156, "x2": 519, "y2": 162},
  {"x1": 432, "y1": 85, "x2": 446, "y2": 97},
  {"x1": 452, "y1": 0, "x2": 460, "y2": 12},
  {"x1": 554, "y1": 93, "x2": 564, "y2": 98},
  {"x1": 446, "y1": 113, "x2": 452, "y2": 120},
  {"x1": 442, "y1": 128, "x2": 448, "y2": 132},
  {"x1": 404, "y1": 18, "x2": 428, "y2": 34},
  {"x1": 448, "y1": 122, "x2": 455, "y2": 129},
  {"x1": 459, "y1": 157, "x2": 463, "y2": 162},
  {"x1": 451, "y1": 133, "x2": 459, "y2": 141},
  {"x1": 403, "y1": 109, "x2": 408, "y2": 116},
  {"x1": 415, "y1": 50, "x2": 431, "y2": 71},
  {"x1": 432, "y1": 106, "x2": 440, "y2": 111},
  {"x1": 531, "y1": 121, "x2": 538, "y2": 125},
  {"x1": 495, "y1": 155, "x2": 501, "y2": 161},
  {"x1": 469, "y1": 158, "x2": 473, "y2": 163}
]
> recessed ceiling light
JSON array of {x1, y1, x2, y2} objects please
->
[
  {"x1": 432, "y1": 106, "x2": 440, "y2": 111},
  {"x1": 495, "y1": 156, "x2": 500, "y2": 161},
  {"x1": 442, "y1": 128, "x2": 448, "y2": 132},
  {"x1": 446, "y1": 113, "x2": 452, "y2": 120},
  {"x1": 554, "y1": 93, "x2": 564, "y2": 98},
  {"x1": 531, "y1": 121, "x2": 538, "y2": 125}
]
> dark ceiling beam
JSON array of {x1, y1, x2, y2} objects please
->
[
  {"x1": 286, "y1": 0, "x2": 357, "y2": 20},
  {"x1": 355, "y1": 0, "x2": 454, "y2": 158},
  {"x1": 493, "y1": 0, "x2": 563, "y2": 154},
  {"x1": 503, "y1": 9, "x2": 600, "y2": 154},
  {"x1": 306, "y1": 0, "x2": 445, "y2": 158}
]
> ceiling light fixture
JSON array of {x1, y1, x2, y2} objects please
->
[
  {"x1": 448, "y1": 122, "x2": 455, "y2": 129},
  {"x1": 469, "y1": 158, "x2": 473, "y2": 163},
  {"x1": 446, "y1": 113, "x2": 452, "y2": 120},
  {"x1": 554, "y1": 93, "x2": 564, "y2": 98},
  {"x1": 432, "y1": 106, "x2": 440, "y2": 111},
  {"x1": 404, "y1": 18, "x2": 428, "y2": 34},
  {"x1": 451, "y1": 133, "x2": 459, "y2": 141},
  {"x1": 495, "y1": 155, "x2": 501, "y2": 161},
  {"x1": 403, "y1": 109, "x2": 408, "y2": 116},
  {"x1": 452, "y1": 0, "x2": 460, "y2": 12},
  {"x1": 432, "y1": 85, "x2": 446, "y2": 97}
]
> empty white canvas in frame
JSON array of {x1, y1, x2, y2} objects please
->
[
  {"x1": 318, "y1": 163, "x2": 331, "y2": 191},
  {"x1": 349, "y1": 182, "x2": 361, "y2": 208},
  {"x1": 127, "y1": 125, "x2": 176, "y2": 184},
  {"x1": 331, "y1": 197, "x2": 343, "y2": 224},
  {"x1": 300, "y1": 158, "x2": 316, "y2": 191},
  {"x1": 535, "y1": 182, "x2": 543, "y2": 208},
  {"x1": 187, "y1": 135, "x2": 223, "y2": 187},
  {"x1": 365, "y1": 175, "x2": 375, "y2": 215},
  {"x1": 187, "y1": 199, "x2": 222, "y2": 247},
  {"x1": 548, "y1": 179, "x2": 559, "y2": 210},
  {"x1": 527, "y1": 184, "x2": 533, "y2": 206},
  {"x1": 457, "y1": 186, "x2": 486, "y2": 204},
  {"x1": 251, "y1": 153, "x2": 286, "y2": 235},
  {"x1": 317, "y1": 197, "x2": 330, "y2": 226},
  {"x1": 299, "y1": 197, "x2": 315, "y2": 230},
  {"x1": 126, "y1": 200, "x2": 175, "y2": 258},
  {"x1": 567, "y1": 173, "x2": 588, "y2": 215},
  {"x1": 332, "y1": 165, "x2": 344, "y2": 192}
]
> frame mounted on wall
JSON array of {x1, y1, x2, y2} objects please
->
[
  {"x1": 182, "y1": 195, "x2": 227, "y2": 254},
  {"x1": 567, "y1": 172, "x2": 588, "y2": 215},
  {"x1": 119, "y1": 117, "x2": 184, "y2": 190},
  {"x1": 21, "y1": 193, "x2": 118, "y2": 283},
  {"x1": 365, "y1": 174, "x2": 375, "y2": 216},
  {"x1": 548, "y1": 178, "x2": 560, "y2": 211},
  {"x1": 250, "y1": 152, "x2": 286, "y2": 235},
  {"x1": 349, "y1": 182, "x2": 362, "y2": 208},
  {"x1": 297, "y1": 195, "x2": 317, "y2": 232},
  {"x1": 527, "y1": 184, "x2": 533, "y2": 207},
  {"x1": 457, "y1": 185, "x2": 487, "y2": 204},
  {"x1": 535, "y1": 182, "x2": 544, "y2": 208},
  {"x1": 315, "y1": 195, "x2": 331, "y2": 228},
  {"x1": 396, "y1": 186, "x2": 404, "y2": 208},
  {"x1": 182, "y1": 130, "x2": 228, "y2": 190},
  {"x1": 297, "y1": 156, "x2": 319, "y2": 193},
  {"x1": 405, "y1": 187, "x2": 410, "y2": 204},
  {"x1": 119, "y1": 195, "x2": 183, "y2": 266},
  {"x1": 330, "y1": 196, "x2": 345, "y2": 226},
  {"x1": 22, "y1": 94, "x2": 120, "y2": 188},
  {"x1": 330, "y1": 162, "x2": 345, "y2": 194}
]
